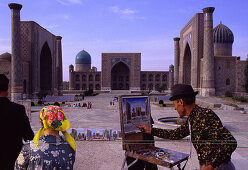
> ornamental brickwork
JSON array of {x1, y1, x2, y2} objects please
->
[
  {"x1": 0, "y1": 3, "x2": 63, "y2": 100},
  {"x1": 174, "y1": 7, "x2": 246, "y2": 96}
]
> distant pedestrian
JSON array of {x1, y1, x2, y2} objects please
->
[{"x1": 0, "y1": 74, "x2": 34, "y2": 170}]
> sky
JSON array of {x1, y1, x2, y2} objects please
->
[{"x1": 0, "y1": 0, "x2": 248, "y2": 81}]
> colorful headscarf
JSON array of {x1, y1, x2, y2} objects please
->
[{"x1": 33, "y1": 105, "x2": 76, "y2": 151}]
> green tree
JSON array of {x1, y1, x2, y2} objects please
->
[{"x1": 244, "y1": 56, "x2": 248, "y2": 93}]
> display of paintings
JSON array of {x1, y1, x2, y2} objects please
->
[
  {"x1": 67, "y1": 128, "x2": 87, "y2": 141},
  {"x1": 66, "y1": 128, "x2": 122, "y2": 141},
  {"x1": 86, "y1": 129, "x2": 111, "y2": 141},
  {"x1": 120, "y1": 96, "x2": 151, "y2": 134}
]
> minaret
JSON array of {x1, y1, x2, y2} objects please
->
[
  {"x1": 173, "y1": 37, "x2": 180, "y2": 85},
  {"x1": 69, "y1": 65, "x2": 74, "y2": 90},
  {"x1": 202, "y1": 7, "x2": 215, "y2": 96},
  {"x1": 8, "y1": 3, "x2": 23, "y2": 101},
  {"x1": 169, "y1": 64, "x2": 174, "y2": 92},
  {"x1": 56, "y1": 36, "x2": 63, "y2": 95}
]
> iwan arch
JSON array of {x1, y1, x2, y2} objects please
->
[
  {"x1": 173, "y1": 7, "x2": 246, "y2": 96},
  {"x1": 0, "y1": 3, "x2": 63, "y2": 100}
]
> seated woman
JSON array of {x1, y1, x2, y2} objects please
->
[{"x1": 15, "y1": 105, "x2": 76, "y2": 170}]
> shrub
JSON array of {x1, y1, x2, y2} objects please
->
[
  {"x1": 232, "y1": 96, "x2": 248, "y2": 102},
  {"x1": 37, "y1": 101, "x2": 43, "y2": 105},
  {"x1": 224, "y1": 91, "x2": 233, "y2": 97},
  {"x1": 159, "y1": 100, "x2": 164, "y2": 105},
  {"x1": 84, "y1": 89, "x2": 94, "y2": 96},
  {"x1": 31, "y1": 102, "x2": 35, "y2": 106},
  {"x1": 62, "y1": 101, "x2": 65, "y2": 105},
  {"x1": 54, "y1": 102, "x2": 60, "y2": 106},
  {"x1": 163, "y1": 103, "x2": 167, "y2": 107}
]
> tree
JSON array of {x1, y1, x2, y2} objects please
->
[{"x1": 244, "y1": 56, "x2": 248, "y2": 93}]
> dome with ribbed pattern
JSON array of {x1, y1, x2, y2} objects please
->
[
  {"x1": 213, "y1": 23, "x2": 234, "y2": 43},
  {"x1": 0, "y1": 52, "x2": 11, "y2": 61}
]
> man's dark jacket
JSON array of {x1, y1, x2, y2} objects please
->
[{"x1": 0, "y1": 97, "x2": 34, "y2": 170}]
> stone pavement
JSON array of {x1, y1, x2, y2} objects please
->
[{"x1": 29, "y1": 93, "x2": 248, "y2": 170}]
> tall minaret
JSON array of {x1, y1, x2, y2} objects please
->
[
  {"x1": 173, "y1": 37, "x2": 180, "y2": 85},
  {"x1": 56, "y1": 36, "x2": 63, "y2": 95},
  {"x1": 69, "y1": 65, "x2": 74, "y2": 90},
  {"x1": 202, "y1": 7, "x2": 215, "y2": 96},
  {"x1": 169, "y1": 64, "x2": 174, "y2": 92},
  {"x1": 9, "y1": 3, "x2": 23, "y2": 101}
]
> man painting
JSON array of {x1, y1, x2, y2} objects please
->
[
  {"x1": 139, "y1": 84, "x2": 237, "y2": 170},
  {"x1": 0, "y1": 74, "x2": 34, "y2": 170}
]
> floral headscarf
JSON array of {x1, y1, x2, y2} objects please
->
[{"x1": 33, "y1": 105, "x2": 76, "y2": 151}]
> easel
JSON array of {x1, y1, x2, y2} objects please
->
[
  {"x1": 121, "y1": 143, "x2": 189, "y2": 170},
  {"x1": 119, "y1": 95, "x2": 189, "y2": 170}
]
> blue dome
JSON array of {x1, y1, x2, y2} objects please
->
[{"x1": 75, "y1": 50, "x2": 91, "y2": 64}]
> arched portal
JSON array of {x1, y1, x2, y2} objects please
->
[
  {"x1": 40, "y1": 42, "x2": 52, "y2": 92},
  {"x1": 111, "y1": 62, "x2": 130, "y2": 90},
  {"x1": 183, "y1": 43, "x2": 192, "y2": 85}
]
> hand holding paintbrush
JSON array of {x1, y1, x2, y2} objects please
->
[{"x1": 138, "y1": 124, "x2": 152, "y2": 134}]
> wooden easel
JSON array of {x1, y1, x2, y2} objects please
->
[{"x1": 119, "y1": 95, "x2": 189, "y2": 170}]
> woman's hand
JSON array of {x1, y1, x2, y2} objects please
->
[{"x1": 138, "y1": 124, "x2": 152, "y2": 134}]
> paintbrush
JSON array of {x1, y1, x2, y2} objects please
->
[{"x1": 131, "y1": 122, "x2": 144, "y2": 132}]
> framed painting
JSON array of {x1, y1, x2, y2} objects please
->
[{"x1": 119, "y1": 95, "x2": 151, "y2": 150}]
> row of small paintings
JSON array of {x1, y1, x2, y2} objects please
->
[{"x1": 67, "y1": 128, "x2": 122, "y2": 141}]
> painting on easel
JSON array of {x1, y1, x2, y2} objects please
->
[{"x1": 120, "y1": 95, "x2": 151, "y2": 135}]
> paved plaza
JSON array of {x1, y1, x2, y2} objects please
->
[{"x1": 29, "y1": 93, "x2": 248, "y2": 170}]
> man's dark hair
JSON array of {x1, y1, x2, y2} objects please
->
[
  {"x1": 0, "y1": 74, "x2": 9, "y2": 92},
  {"x1": 182, "y1": 95, "x2": 196, "y2": 105},
  {"x1": 176, "y1": 95, "x2": 196, "y2": 105}
]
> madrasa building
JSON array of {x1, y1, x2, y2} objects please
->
[
  {"x1": 173, "y1": 7, "x2": 246, "y2": 96},
  {"x1": 68, "y1": 52, "x2": 173, "y2": 92},
  {"x1": 0, "y1": 3, "x2": 63, "y2": 100},
  {"x1": 69, "y1": 7, "x2": 246, "y2": 96}
]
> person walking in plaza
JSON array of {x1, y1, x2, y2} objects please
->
[
  {"x1": 0, "y1": 74, "x2": 34, "y2": 170},
  {"x1": 15, "y1": 105, "x2": 76, "y2": 170},
  {"x1": 139, "y1": 84, "x2": 237, "y2": 170}
]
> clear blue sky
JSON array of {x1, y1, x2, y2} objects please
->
[{"x1": 1, "y1": 0, "x2": 247, "y2": 81}]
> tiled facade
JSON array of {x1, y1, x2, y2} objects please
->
[
  {"x1": 69, "y1": 53, "x2": 171, "y2": 91},
  {"x1": 174, "y1": 7, "x2": 246, "y2": 96},
  {"x1": 0, "y1": 3, "x2": 62, "y2": 100}
]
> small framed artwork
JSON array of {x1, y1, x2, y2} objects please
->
[
  {"x1": 67, "y1": 128, "x2": 86, "y2": 140},
  {"x1": 86, "y1": 129, "x2": 111, "y2": 141}
]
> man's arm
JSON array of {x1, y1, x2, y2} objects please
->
[
  {"x1": 19, "y1": 105, "x2": 34, "y2": 141},
  {"x1": 139, "y1": 121, "x2": 190, "y2": 140}
]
